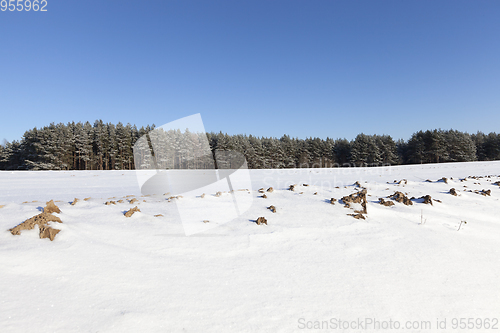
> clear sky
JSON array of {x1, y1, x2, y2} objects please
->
[{"x1": 1, "y1": 0, "x2": 499, "y2": 143}]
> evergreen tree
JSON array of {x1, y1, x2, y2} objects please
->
[
  {"x1": 375, "y1": 135, "x2": 399, "y2": 165},
  {"x1": 107, "y1": 124, "x2": 118, "y2": 169},
  {"x1": 1, "y1": 141, "x2": 22, "y2": 170},
  {"x1": 322, "y1": 138, "x2": 336, "y2": 167},
  {"x1": 268, "y1": 139, "x2": 285, "y2": 168},
  {"x1": 396, "y1": 138, "x2": 409, "y2": 164},
  {"x1": 296, "y1": 140, "x2": 311, "y2": 168},
  {"x1": 115, "y1": 122, "x2": 134, "y2": 169},
  {"x1": 482, "y1": 132, "x2": 500, "y2": 160},
  {"x1": 73, "y1": 122, "x2": 93, "y2": 170},
  {"x1": 248, "y1": 135, "x2": 265, "y2": 169},
  {"x1": 471, "y1": 132, "x2": 487, "y2": 161},
  {"x1": 333, "y1": 139, "x2": 351, "y2": 166},
  {"x1": 93, "y1": 120, "x2": 107, "y2": 170},
  {"x1": 406, "y1": 131, "x2": 426, "y2": 164},
  {"x1": 445, "y1": 130, "x2": 476, "y2": 162},
  {"x1": 279, "y1": 135, "x2": 297, "y2": 168},
  {"x1": 350, "y1": 134, "x2": 381, "y2": 166},
  {"x1": 426, "y1": 129, "x2": 448, "y2": 163}
]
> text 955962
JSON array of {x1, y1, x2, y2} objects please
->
[{"x1": 1, "y1": 0, "x2": 48, "y2": 12}]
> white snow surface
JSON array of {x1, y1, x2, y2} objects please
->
[{"x1": 1, "y1": 161, "x2": 499, "y2": 332}]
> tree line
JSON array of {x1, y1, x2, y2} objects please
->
[{"x1": 0, "y1": 120, "x2": 499, "y2": 170}]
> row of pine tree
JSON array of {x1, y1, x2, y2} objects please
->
[{"x1": 0, "y1": 120, "x2": 499, "y2": 170}]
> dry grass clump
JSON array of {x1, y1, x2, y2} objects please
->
[
  {"x1": 289, "y1": 184, "x2": 296, "y2": 191},
  {"x1": 378, "y1": 198, "x2": 395, "y2": 206},
  {"x1": 9, "y1": 200, "x2": 63, "y2": 241},
  {"x1": 330, "y1": 198, "x2": 336, "y2": 205},
  {"x1": 105, "y1": 201, "x2": 116, "y2": 205},
  {"x1": 261, "y1": 194, "x2": 267, "y2": 199},
  {"x1": 267, "y1": 187, "x2": 274, "y2": 193},
  {"x1": 268, "y1": 205, "x2": 277, "y2": 213},
  {"x1": 419, "y1": 195, "x2": 433, "y2": 205},
  {"x1": 256, "y1": 217, "x2": 267, "y2": 225},
  {"x1": 154, "y1": 214, "x2": 164, "y2": 217},
  {"x1": 341, "y1": 189, "x2": 367, "y2": 214},
  {"x1": 124, "y1": 206, "x2": 140, "y2": 217},
  {"x1": 389, "y1": 191, "x2": 413, "y2": 206},
  {"x1": 71, "y1": 198, "x2": 79, "y2": 206},
  {"x1": 215, "y1": 191, "x2": 222, "y2": 197},
  {"x1": 84, "y1": 197, "x2": 91, "y2": 201},
  {"x1": 480, "y1": 189, "x2": 491, "y2": 196},
  {"x1": 0, "y1": 205, "x2": 5, "y2": 209},
  {"x1": 348, "y1": 213, "x2": 366, "y2": 220},
  {"x1": 258, "y1": 188, "x2": 265, "y2": 193},
  {"x1": 9, "y1": 213, "x2": 62, "y2": 240},
  {"x1": 44, "y1": 200, "x2": 61, "y2": 214},
  {"x1": 449, "y1": 188, "x2": 458, "y2": 196}
]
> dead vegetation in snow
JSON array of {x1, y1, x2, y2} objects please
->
[
  {"x1": 389, "y1": 191, "x2": 413, "y2": 206},
  {"x1": 124, "y1": 206, "x2": 140, "y2": 217},
  {"x1": 256, "y1": 217, "x2": 267, "y2": 225},
  {"x1": 378, "y1": 198, "x2": 395, "y2": 206},
  {"x1": 8, "y1": 200, "x2": 63, "y2": 241}
]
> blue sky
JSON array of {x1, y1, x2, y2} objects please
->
[{"x1": 1, "y1": 0, "x2": 499, "y2": 143}]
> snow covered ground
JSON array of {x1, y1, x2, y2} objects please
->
[{"x1": 1, "y1": 161, "x2": 499, "y2": 332}]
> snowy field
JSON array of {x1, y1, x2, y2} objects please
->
[{"x1": 1, "y1": 161, "x2": 500, "y2": 332}]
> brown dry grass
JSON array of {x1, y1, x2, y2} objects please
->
[
  {"x1": 419, "y1": 195, "x2": 433, "y2": 205},
  {"x1": 125, "y1": 206, "x2": 140, "y2": 217},
  {"x1": 341, "y1": 189, "x2": 367, "y2": 213},
  {"x1": 378, "y1": 198, "x2": 395, "y2": 206},
  {"x1": 9, "y1": 211, "x2": 62, "y2": 241},
  {"x1": 256, "y1": 217, "x2": 267, "y2": 225},
  {"x1": 389, "y1": 191, "x2": 413, "y2": 206},
  {"x1": 44, "y1": 200, "x2": 61, "y2": 214}
]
